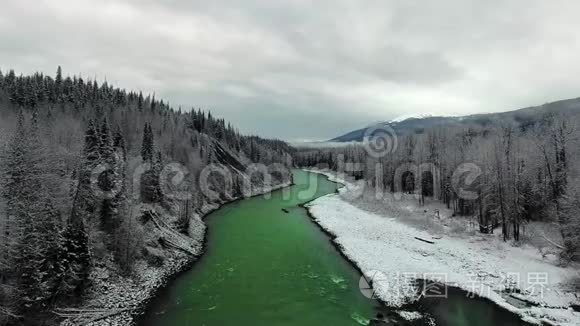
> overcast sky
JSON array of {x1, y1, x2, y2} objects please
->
[{"x1": 1, "y1": 0, "x2": 580, "y2": 140}]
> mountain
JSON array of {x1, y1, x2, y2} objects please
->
[{"x1": 329, "y1": 97, "x2": 580, "y2": 142}]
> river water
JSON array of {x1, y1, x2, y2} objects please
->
[{"x1": 140, "y1": 170, "x2": 528, "y2": 326}]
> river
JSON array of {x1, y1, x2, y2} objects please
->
[{"x1": 140, "y1": 170, "x2": 528, "y2": 326}]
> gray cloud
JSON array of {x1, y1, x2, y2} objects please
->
[{"x1": 1, "y1": 0, "x2": 580, "y2": 140}]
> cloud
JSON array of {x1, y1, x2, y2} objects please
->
[{"x1": 1, "y1": 0, "x2": 580, "y2": 140}]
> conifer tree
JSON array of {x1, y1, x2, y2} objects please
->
[
  {"x1": 137, "y1": 91, "x2": 144, "y2": 112},
  {"x1": 60, "y1": 121, "x2": 100, "y2": 295},
  {"x1": 98, "y1": 118, "x2": 120, "y2": 234},
  {"x1": 59, "y1": 206, "x2": 90, "y2": 297},
  {"x1": 141, "y1": 123, "x2": 153, "y2": 163},
  {"x1": 55, "y1": 66, "x2": 63, "y2": 102},
  {"x1": 33, "y1": 198, "x2": 63, "y2": 305},
  {"x1": 109, "y1": 127, "x2": 133, "y2": 269},
  {"x1": 55, "y1": 66, "x2": 62, "y2": 88},
  {"x1": 113, "y1": 124, "x2": 127, "y2": 159},
  {"x1": 152, "y1": 151, "x2": 163, "y2": 202},
  {"x1": 140, "y1": 123, "x2": 161, "y2": 202}
]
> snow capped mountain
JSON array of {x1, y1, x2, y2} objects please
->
[
  {"x1": 329, "y1": 97, "x2": 580, "y2": 142},
  {"x1": 387, "y1": 113, "x2": 436, "y2": 123},
  {"x1": 329, "y1": 115, "x2": 461, "y2": 142}
]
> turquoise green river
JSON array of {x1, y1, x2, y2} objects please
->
[
  {"x1": 141, "y1": 170, "x2": 528, "y2": 326},
  {"x1": 141, "y1": 170, "x2": 382, "y2": 325}
]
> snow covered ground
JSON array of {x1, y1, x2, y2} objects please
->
[{"x1": 304, "y1": 168, "x2": 580, "y2": 326}]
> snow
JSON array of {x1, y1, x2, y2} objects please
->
[
  {"x1": 386, "y1": 112, "x2": 463, "y2": 124},
  {"x1": 60, "y1": 257, "x2": 196, "y2": 326},
  {"x1": 388, "y1": 113, "x2": 436, "y2": 123},
  {"x1": 397, "y1": 310, "x2": 423, "y2": 321},
  {"x1": 304, "y1": 168, "x2": 580, "y2": 326},
  {"x1": 303, "y1": 168, "x2": 348, "y2": 185}
]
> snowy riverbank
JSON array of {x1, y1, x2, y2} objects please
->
[
  {"x1": 304, "y1": 168, "x2": 580, "y2": 326},
  {"x1": 61, "y1": 180, "x2": 292, "y2": 326}
]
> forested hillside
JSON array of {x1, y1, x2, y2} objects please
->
[
  {"x1": 0, "y1": 67, "x2": 293, "y2": 325},
  {"x1": 297, "y1": 110, "x2": 580, "y2": 261}
]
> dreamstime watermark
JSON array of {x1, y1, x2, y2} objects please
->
[
  {"x1": 87, "y1": 157, "x2": 486, "y2": 205},
  {"x1": 86, "y1": 136, "x2": 484, "y2": 205},
  {"x1": 452, "y1": 163, "x2": 482, "y2": 200},
  {"x1": 314, "y1": 154, "x2": 483, "y2": 203},
  {"x1": 88, "y1": 160, "x2": 296, "y2": 203},
  {"x1": 363, "y1": 123, "x2": 398, "y2": 158},
  {"x1": 160, "y1": 162, "x2": 194, "y2": 201}
]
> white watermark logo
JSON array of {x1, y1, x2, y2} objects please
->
[
  {"x1": 363, "y1": 124, "x2": 398, "y2": 158},
  {"x1": 358, "y1": 271, "x2": 549, "y2": 301},
  {"x1": 359, "y1": 270, "x2": 389, "y2": 299}
]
